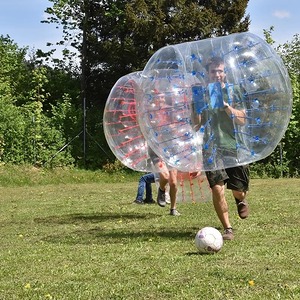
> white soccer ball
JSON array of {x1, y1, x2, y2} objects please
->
[{"x1": 195, "y1": 227, "x2": 223, "y2": 254}]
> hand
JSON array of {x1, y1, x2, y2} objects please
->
[{"x1": 223, "y1": 102, "x2": 229, "y2": 109}]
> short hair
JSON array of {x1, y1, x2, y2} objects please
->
[{"x1": 205, "y1": 56, "x2": 224, "y2": 71}]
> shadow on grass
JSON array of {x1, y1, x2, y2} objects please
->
[
  {"x1": 36, "y1": 212, "x2": 199, "y2": 245},
  {"x1": 186, "y1": 251, "x2": 215, "y2": 256},
  {"x1": 34, "y1": 211, "x2": 159, "y2": 225},
  {"x1": 41, "y1": 227, "x2": 197, "y2": 245}
]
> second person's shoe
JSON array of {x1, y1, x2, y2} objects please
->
[
  {"x1": 157, "y1": 188, "x2": 166, "y2": 207},
  {"x1": 144, "y1": 199, "x2": 156, "y2": 204},
  {"x1": 133, "y1": 199, "x2": 144, "y2": 204}
]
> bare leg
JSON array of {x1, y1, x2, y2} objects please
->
[
  {"x1": 168, "y1": 170, "x2": 178, "y2": 210},
  {"x1": 155, "y1": 162, "x2": 169, "y2": 207},
  {"x1": 155, "y1": 161, "x2": 169, "y2": 191},
  {"x1": 232, "y1": 190, "x2": 247, "y2": 201},
  {"x1": 159, "y1": 170, "x2": 169, "y2": 191},
  {"x1": 211, "y1": 182, "x2": 231, "y2": 229}
]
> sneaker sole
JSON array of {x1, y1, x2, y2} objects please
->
[
  {"x1": 157, "y1": 201, "x2": 166, "y2": 207},
  {"x1": 170, "y1": 212, "x2": 180, "y2": 216}
]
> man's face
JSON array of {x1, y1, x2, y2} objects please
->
[{"x1": 208, "y1": 63, "x2": 226, "y2": 84}]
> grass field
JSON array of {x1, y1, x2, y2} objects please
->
[{"x1": 0, "y1": 168, "x2": 299, "y2": 299}]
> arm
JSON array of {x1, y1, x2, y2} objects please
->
[
  {"x1": 223, "y1": 104, "x2": 246, "y2": 125},
  {"x1": 191, "y1": 109, "x2": 202, "y2": 131},
  {"x1": 223, "y1": 85, "x2": 246, "y2": 125}
]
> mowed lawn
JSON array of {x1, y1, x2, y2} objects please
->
[{"x1": 0, "y1": 176, "x2": 299, "y2": 300}]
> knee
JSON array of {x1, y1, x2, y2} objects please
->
[
  {"x1": 211, "y1": 183, "x2": 224, "y2": 195},
  {"x1": 160, "y1": 171, "x2": 170, "y2": 181},
  {"x1": 139, "y1": 176, "x2": 147, "y2": 183}
]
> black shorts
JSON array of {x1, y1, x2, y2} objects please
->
[{"x1": 205, "y1": 165, "x2": 250, "y2": 192}]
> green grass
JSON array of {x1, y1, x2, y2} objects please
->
[{"x1": 0, "y1": 168, "x2": 299, "y2": 299}]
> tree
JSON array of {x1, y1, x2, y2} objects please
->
[
  {"x1": 43, "y1": 0, "x2": 250, "y2": 109},
  {"x1": 277, "y1": 34, "x2": 300, "y2": 176},
  {"x1": 0, "y1": 35, "x2": 77, "y2": 166},
  {"x1": 249, "y1": 30, "x2": 300, "y2": 177},
  {"x1": 0, "y1": 35, "x2": 31, "y2": 104},
  {"x1": 42, "y1": 0, "x2": 250, "y2": 168}
]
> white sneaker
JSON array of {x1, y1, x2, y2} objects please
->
[
  {"x1": 165, "y1": 192, "x2": 171, "y2": 204},
  {"x1": 170, "y1": 209, "x2": 181, "y2": 216}
]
